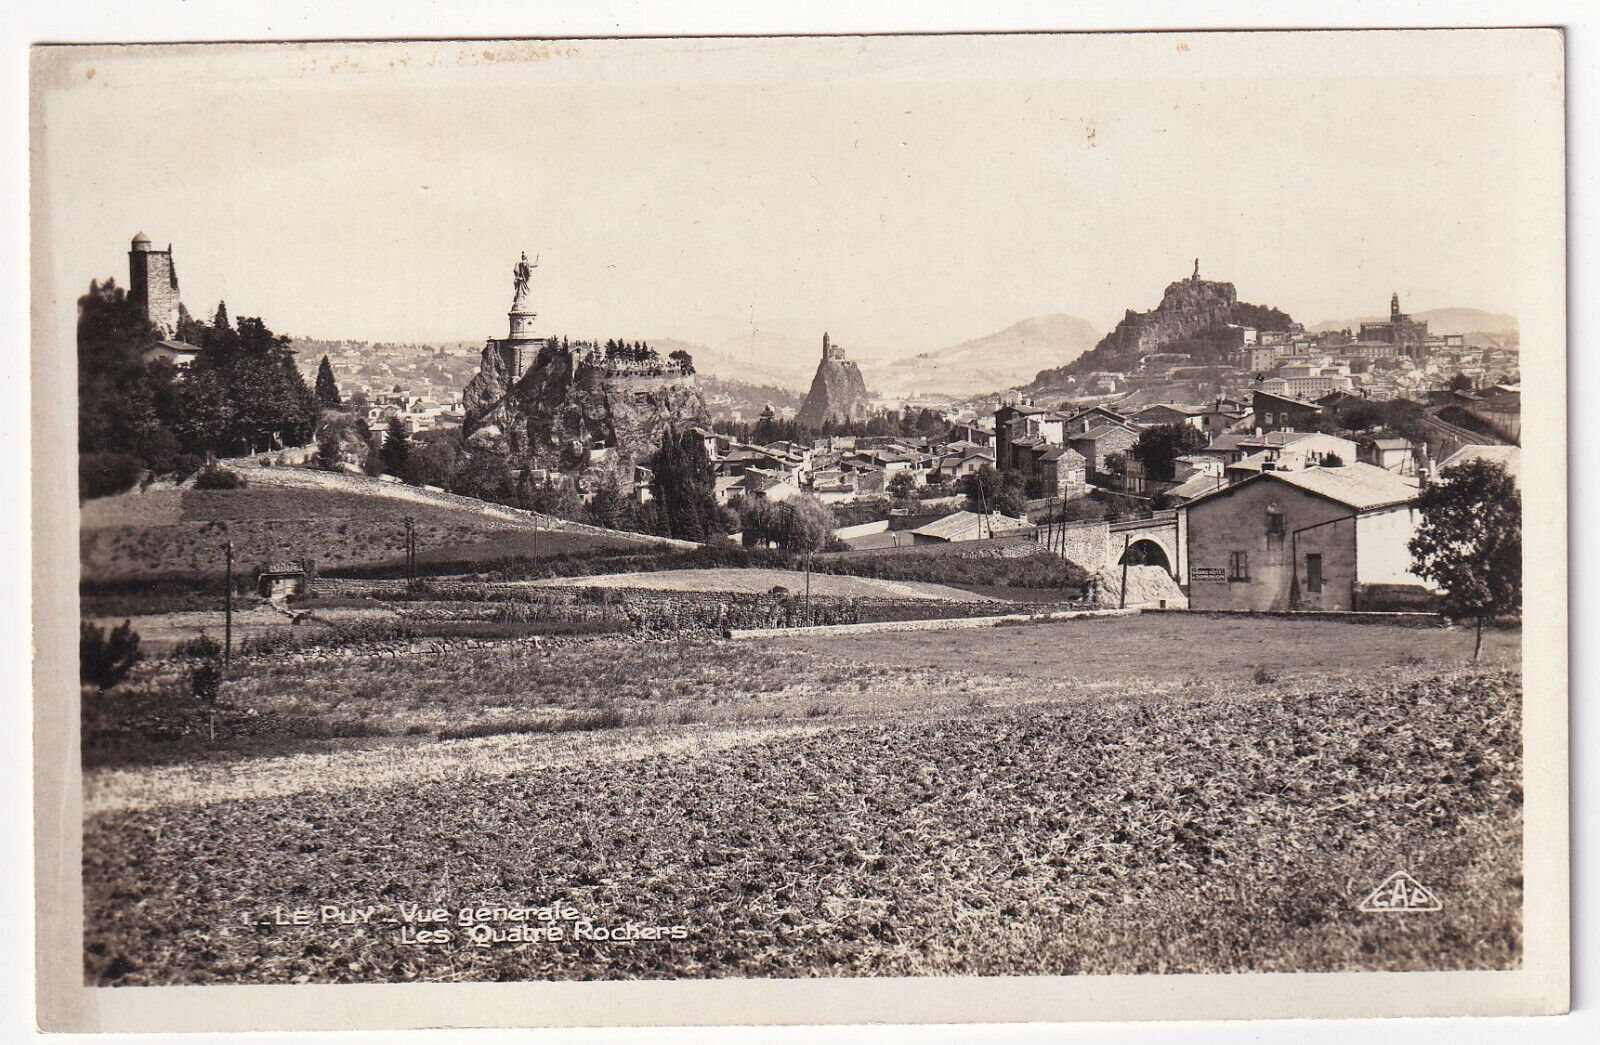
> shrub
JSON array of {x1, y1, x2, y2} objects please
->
[
  {"x1": 1251, "y1": 664, "x2": 1280, "y2": 684},
  {"x1": 171, "y1": 453, "x2": 204, "y2": 482},
  {"x1": 193, "y1": 465, "x2": 247, "y2": 490},
  {"x1": 79, "y1": 452, "x2": 145, "y2": 500},
  {"x1": 80, "y1": 619, "x2": 142, "y2": 691},
  {"x1": 189, "y1": 658, "x2": 223, "y2": 702},
  {"x1": 173, "y1": 633, "x2": 223, "y2": 661}
]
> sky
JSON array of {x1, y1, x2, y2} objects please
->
[{"x1": 34, "y1": 32, "x2": 1549, "y2": 367}]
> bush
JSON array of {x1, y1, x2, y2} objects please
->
[
  {"x1": 189, "y1": 658, "x2": 223, "y2": 702},
  {"x1": 79, "y1": 452, "x2": 145, "y2": 500},
  {"x1": 193, "y1": 465, "x2": 247, "y2": 490},
  {"x1": 171, "y1": 453, "x2": 204, "y2": 482},
  {"x1": 80, "y1": 619, "x2": 142, "y2": 691},
  {"x1": 173, "y1": 633, "x2": 223, "y2": 661}
]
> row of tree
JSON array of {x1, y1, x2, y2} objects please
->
[
  {"x1": 78, "y1": 280, "x2": 319, "y2": 494},
  {"x1": 712, "y1": 404, "x2": 948, "y2": 448}
]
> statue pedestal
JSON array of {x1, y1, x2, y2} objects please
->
[{"x1": 509, "y1": 310, "x2": 538, "y2": 339}]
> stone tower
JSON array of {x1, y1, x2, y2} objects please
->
[
  {"x1": 823, "y1": 331, "x2": 846, "y2": 362},
  {"x1": 1391, "y1": 291, "x2": 1401, "y2": 320},
  {"x1": 128, "y1": 232, "x2": 181, "y2": 338}
]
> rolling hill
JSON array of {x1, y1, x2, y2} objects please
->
[
  {"x1": 652, "y1": 338, "x2": 815, "y2": 392},
  {"x1": 1308, "y1": 307, "x2": 1518, "y2": 336},
  {"x1": 867, "y1": 315, "x2": 1101, "y2": 398},
  {"x1": 79, "y1": 463, "x2": 678, "y2": 583}
]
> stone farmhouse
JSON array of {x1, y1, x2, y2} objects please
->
[{"x1": 1183, "y1": 462, "x2": 1427, "y2": 611}]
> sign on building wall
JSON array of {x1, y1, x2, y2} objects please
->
[{"x1": 1191, "y1": 566, "x2": 1228, "y2": 582}]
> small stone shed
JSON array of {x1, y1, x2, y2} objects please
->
[{"x1": 256, "y1": 561, "x2": 308, "y2": 600}]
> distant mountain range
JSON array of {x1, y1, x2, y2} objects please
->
[
  {"x1": 1308, "y1": 307, "x2": 1518, "y2": 336},
  {"x1": 653, "y1": 338, "x2": 817, "y2": 391},
  {"x1": 666, "y1": 317, "x2": 1102, "y2": 400},
  {"x1": 864, "y1": 315, "x2": 1102, "y2": 398}
]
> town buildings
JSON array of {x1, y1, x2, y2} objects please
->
[{"x1": 1358, "y1": 293, "x2": 1430, "y2": 357}]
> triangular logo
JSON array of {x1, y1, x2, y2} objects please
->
[{"x1": 1358, "y1": 871, "x2": 1442, "y2": 913}]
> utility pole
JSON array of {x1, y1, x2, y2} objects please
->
[
  {"x1": 404, "y1": 515, "x2": 416, "y2": 587},
  {"x1": 1118, "y1": 532, "x2": 1131, "y2": 610},
  {"x1": 223, "y1": 539, "x2": 233, "y2": 670},
  {"x1": 804, "y1": 551, "x2": 812, "y2": 625}
]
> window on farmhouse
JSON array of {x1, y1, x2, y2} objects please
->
[
  {"x1": 1266, "y1": 507, "x2": 1285, "y2": 535},
  {"x1": 1229, "y1": 551, "x2": 1250, "y2": 581},
  {"x1": 1306, "y1": 553, "x2": 1323, "y2": 593}
]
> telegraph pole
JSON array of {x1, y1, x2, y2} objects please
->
[
  {"x1": 223, "y1": 539, "x2": 233, "y2": 670},
  {"x1": 1118, "y1": 532, "x2": 1131, "y2": 610},
  {"x1": 404, "y1": 515, "x2": 416, "y2": 587},
  {"x1": 804, "y1": 551, "x2": 812, "y2": 625}
]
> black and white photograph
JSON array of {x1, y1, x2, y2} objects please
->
[{"x1": 28, "y1": 27, "x2": 1568, "y2": 1033}]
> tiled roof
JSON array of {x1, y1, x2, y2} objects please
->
[
  {"x1": 1439, "y1": 444, "x2": 1521, "y2": 485},
  {"x1": 1263, "y1": 462, "x2": 1418, "y2": 509},
  {"x1": 1079, "y1": 423, "x2": 1132, "y2": 441},
  {"x1": 909, "y1": 511, "x2": 1036, "y2": 542},
  {"x1": 1168, "y1": 472, "x2": 1229, "y2": 502},
  {"x1": 1185, "y1": 462, "x2": 1418, "y2": 512}
]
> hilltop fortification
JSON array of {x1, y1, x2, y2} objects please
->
[
  {"x1": 1028, "y1": 261, "x2": 1296, "y2": 393},
  {"x1": 795, "y1": 332, "x2": 872, "y2": 427}
]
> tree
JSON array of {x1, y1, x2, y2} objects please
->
[
  {"x1": 740, "y1": 494, "x2": 832, "y2": 553},
  {"x1": 961, "y1": 465, "x2": 1026, "y2": 518},
  {"x1": 650, "y1": 426, "x2": 724, "y2": 540},
  {"x1": 519, "y1": 474, "x2": 585, "y2": 519},
  {"x1": 1448, "y1": 373, "x2": 1475, "y2": 393},
  {"x1": 1408, "y1": 460, "x2": 1521, "y2": 658},
  {"x1": 585, "y1": 471, "x2": 636, "y2": 531},
  {"x1": 381, "y1": 416, "x2": 411, "y2": 475},
  {"x1": 80, "y1": 619, "x2": 142, "y2": 692},
  {"x1": 887, "y1": 472, "x2": 917, "y2": 501},
  {"x1": 315, "y1": 355, "x2": 342, "y2": 408},
  {"x1": 76, "y1": 279, "x2": 183, "y2": 471},
  {"x1": 79, "y1": 452, "x2": 145, "y2": 500},
  {"x1": 450, "y1": 452, "x2": 517, "y2": 506},
  {"x1": 403, "y1": 435, "x2": 463, "y2": 489},
  {"x1": 668, "y1": 349, "x2": 695, "y2": 374},
  {"x1": 1130, "y1": 423, "x2": 1207, "y2": 482},
  {"x1": 753, "y1": 404, "x2": 778, "y2": 445}
]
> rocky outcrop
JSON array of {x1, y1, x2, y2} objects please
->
[
  {"x1": 795, "y1": 333, "x2": 872, "y2": 427},
  {"x1": 462, "y1": 339, "x2": 706, "y2": 471},
  {"x1": 1028, "y1": 269, "x2": 1296, "y2": 392}
]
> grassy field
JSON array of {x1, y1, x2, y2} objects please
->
[
  {"x1": 81, "y1": 614, "x2": 1522, "y2": 984},
  {"x1": 530, "y1": 568, "x2": 1002, "y2": 602},
  {"x1": 80, "y1": 471, "x2": 651, "y2": 584}
]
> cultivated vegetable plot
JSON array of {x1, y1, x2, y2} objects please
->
[{"x1": 83, "y1": 667, "x2": 1521, "y2": 984}]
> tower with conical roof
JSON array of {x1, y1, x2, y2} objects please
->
[{"x1": 128, "y1": 232, "x2": 182, "y2": 338}]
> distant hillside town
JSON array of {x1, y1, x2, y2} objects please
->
[{"x1": 87, "y1": 236, "x2": 1521, "y2": 606}]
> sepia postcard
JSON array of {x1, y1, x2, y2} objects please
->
[{"x1": 31, "y1": 29, "x2": 1568, "y2": 1032}]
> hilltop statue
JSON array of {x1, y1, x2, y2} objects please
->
[
  {"x1": 511, "y1": 251, "x2": 538, "y2": 311},
  {"x1": 1193, "y1": 257, "x2": 1200, "y2": 280}
]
